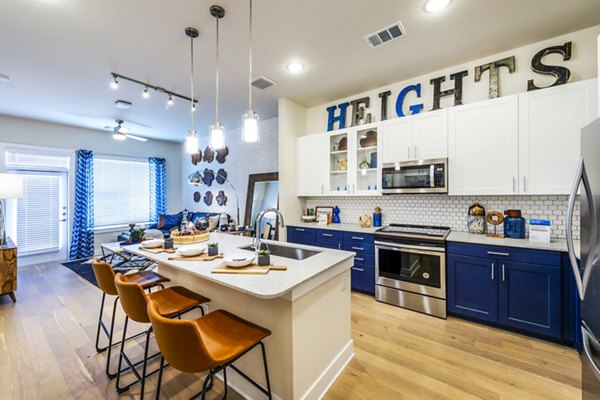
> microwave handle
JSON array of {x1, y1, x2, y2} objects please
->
[{"x1": 430, "y1": 165, "x2": 435, "y2": 188}]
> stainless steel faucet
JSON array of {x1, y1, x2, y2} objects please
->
[{"x1": 253, "y1": 208, "x2": 285, "y2": 252}]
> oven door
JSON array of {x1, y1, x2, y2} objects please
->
[{"x1": 375, "y1": 241, "x2": 446, "y2": 299}]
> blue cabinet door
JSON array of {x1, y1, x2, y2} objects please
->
[
  {"x1": 287, "y1": 226, "x2": 316, "y2": 246},
  {"x1": 447, "y1": 254, "x2": 498, "y2": 322},
  {"x1": 498, "y1": 261, "x2": 562, "y2": 338},
  {"x1": 351, "y1": 264, "x2": 375, "y2": 295}
]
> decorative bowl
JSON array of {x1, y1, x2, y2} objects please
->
[
  {"x1": 176, "y1": 244, "x2": 207, "y2": 257},
  {"x1": 141, "y1": 239, "x2": 164, "y2": 249},
  {"x1": 223, "y1": 253, "x2": 255, "y2": 268}
]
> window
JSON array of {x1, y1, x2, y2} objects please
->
[{"x1": 93, "y1": 157, "x2": 150, "y2": 228}]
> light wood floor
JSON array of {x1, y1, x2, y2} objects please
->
[{"x1": 0, "y1": 262, "x2": 581, "y2": 400}]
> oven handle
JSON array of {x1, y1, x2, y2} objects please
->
[{"x1": 375, "y1": 242, "x2": 445, "y2": 255}]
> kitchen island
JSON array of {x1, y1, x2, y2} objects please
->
[{"x1": 126, "y1": 233, "x2": 355, "y2": 400}]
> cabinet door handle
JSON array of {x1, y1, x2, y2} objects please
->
[
  {"x1": 351, "y1": 236, "x2": 364, "y2": 241},
  {"x1": 487, "y1": 251, "x2": 509, "y2": 256},
  {"x1": 491, "y1": 262, "x2": 495, "y2": 280},
  {"x1": 296, "y1": 228, "x2": 305, "y2": 232},
  {"x1": 414, "y1": 145, "x2": 417, "y2": 159},
  {"x1": 352, "y1": 246, "x2": 364, "y2": 251},
  {"x1": 352, "y1": 267, "x2": 364, "y2": 272},
  {"x1": 512, "y1": 176, "x2": 516, "y2": 193},
  {"x1": 407, "y1": 146, "x2": 411, "y2": 159},
  {"x1": 502, "y1": 264, "x2": 506, "y2": 282},
  {"x1": 321, "y1": 184, "x2": 324, "y2": 194},
  {"x1": 322, "y1": 233, "x2": 334, "y2": 237},
  {"x1": 523, "y1": 176, "x2": 527, "y2": 192},
  {"x1": 338, "y1": 243, "x2": 341, "y2": 250},
  {"x1": 355, "y1": 257, "x2": 365, "y2": 262}
]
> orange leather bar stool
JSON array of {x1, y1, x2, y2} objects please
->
[
  {"x1": 147, "y1": 300, "x2": 273, "y2": 400},
  {"x1": 114, "y1": 273, "x2": 210, "y2": 400},
  {"x1": 91, "y1": 258, "x2": 170, "y2": 378}
]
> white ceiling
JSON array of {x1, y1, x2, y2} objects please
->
[{"x1": 1, "y1": 0, "x2": 599, "y2": 142}]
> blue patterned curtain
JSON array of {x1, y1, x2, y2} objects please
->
[
  {"x1": 149, "y1": 157, "x2": 167, "y2": 223},
  {"x1": 69, "y1": 150, "x2": 94, "y2": 260}
]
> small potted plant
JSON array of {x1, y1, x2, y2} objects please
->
[
  {"x1": 207, "y1": 242, "x2": 219, "y2": 256},
  {"x1": 257, "y1": 248, "x2": 271, "y2": 266},
  {"x1": 164, "y1": 238, "x2": 174, "y2": 249},
  {"x1": 129, "y1": 228, "x2": 142, "y2": 243}
]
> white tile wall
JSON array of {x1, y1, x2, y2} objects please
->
[{"x1": 305, "y1": 195, "x2": 580, "y2": 239}]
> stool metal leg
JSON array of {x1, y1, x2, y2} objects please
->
[
  {"x1": 155, "y1": 356, "x2": 165, "y2": 400},
  {"x1": 94, "y1": 293, "x2": 108, "y2": 353}
]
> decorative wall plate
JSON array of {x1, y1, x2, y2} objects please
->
[
  {"x1": 193, "y1": 191, "x2": 201, "y2": 203},
  {"x1": 191, "y1": 152, "x2": 201, "y2": 165},
  {"x1": 202, "y1": 169, "x2": 215, "y2": 186},
  {"x1": 216, "y1": 168, "x2": 227, "y2": 184},
  {"x1": 216, "y1": 147, "x2": 229, "y2": 164},
  {"x1": 216, "y1": 190, "x2": 227, "y2": 206},
  {"x1": 203, "y1": 146, "x2": 214, "y2": 163},
  {"x1": 203, "y1": 191, "x2": 213, "y2": 206}
]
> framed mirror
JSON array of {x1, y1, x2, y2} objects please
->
[{"x1": 244, "y1": 172, "x2": 279, "y2": 239}]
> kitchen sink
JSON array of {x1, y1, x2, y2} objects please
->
[{"x1": 238, "y1": 244, "x2": 321, "y2": 261}]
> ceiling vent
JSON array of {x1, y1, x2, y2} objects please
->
[
  {"x1": 364, "y1": 21, "x2": 406, "y2": 48},
  {"x1": 251, "y1": 75, "x2": 276, "y2": 90},
  {"x1": 114, "y1": 100, "x2": 132, "y2": 109}
]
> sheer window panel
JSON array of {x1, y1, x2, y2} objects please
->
[{"x1": 93, "y1": 157, "x2": 150, "y2": 228}]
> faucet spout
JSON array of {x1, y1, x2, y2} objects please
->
[{"x1": 254, "y1": 208, "x2": 285, "y2": 252}]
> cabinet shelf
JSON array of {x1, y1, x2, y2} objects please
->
[
  {"x1": 330, "y1": 150, "x2": 347, "y2": 155},
  {"x1": 330, "y1": 170, "x2": 348, "y2": 174},
  {"x1": 357, "y1": 145, "x2": 378, "y2": 151},
  {"x1": 357, "y1": 168, "x2": 377, "y2": 172}
]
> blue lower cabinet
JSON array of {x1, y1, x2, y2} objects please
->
[
  {"x1": 447, "y1": 254, "x2": 498, "y2": 322},
  {"x1": 351, "y1": 264, "x2": 375, "y2": 295},
  {"x1": 287, "y1": 226, "x2": 316, "y2": 246},
  {"x1": 498, "y1": 261, "x2": 561, "y2": 338}
]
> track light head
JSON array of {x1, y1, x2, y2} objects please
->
[
  {"x1": 167, "y1": 94, "x2": 174, "y2": 106},
  {"x1": 142, "y1": 87, "x2": 150, "y2": 98},
  {"x1": 110, "y1": 76, "x2": 119, "y2": 90}
]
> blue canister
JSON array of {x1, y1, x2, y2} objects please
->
[
  {"x1": 373, "y1": 207, "x2": 382, "y2": 227},
  {"x1": 370, "y1": 152, "x2": 377, "y2": 168},
  {"x1": 504, "y1": 210, "x2": 525, "y2": 238}
]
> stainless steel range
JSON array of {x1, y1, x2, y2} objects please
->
[{"x1": 374, "y1": 224, "x2": 450, "y2": 318}]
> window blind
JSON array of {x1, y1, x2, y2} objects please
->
[
  {"x1": 6, "y1": 148, "x2": 70, "y2": 171},
  {"x1": 16, "y1": 174, "x2": 61, "y2": 255},
  {"x1": 93, "y1": 157, "x2": 150, "y2": 228}
]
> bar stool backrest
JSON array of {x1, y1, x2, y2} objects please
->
[
  {"x1": 114, "y1": 273, "x2": 150, "y2": 323},
  {"x1": 147, "y1": 300, "x2": 215, "y2": 373},
  {"x1": 92, "y1": 258, "x2": 118, "y2": 296}
]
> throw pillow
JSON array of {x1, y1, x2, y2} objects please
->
[{"x1": 208, "y1": 215, "x2": 219, "y2": 231}]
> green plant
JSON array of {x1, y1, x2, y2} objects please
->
[
  {"x1": 207, "y1": 242, "x2": 218, "y2": 248},
  {"x1": 258, "y1": 248, "x2": 271, "y2": 256},
  {"x1": 129, "y1": 229, "x2": 142, "y2": 242}
]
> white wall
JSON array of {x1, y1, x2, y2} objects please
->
[
  {"x1": 181, "y1": 117, "x2": 279, "y2": 225},
  {"x1": 306, "y1": 24, "x2": 600, "y2": 134},
  {"x1": 0, "y1": 114, "x2": 182, "y2": 256}
]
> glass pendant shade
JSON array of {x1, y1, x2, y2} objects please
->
[
  {"x1": 242, "y1": 111, "x2": 259, "y2": 143},
  {"x1": 209, "y1": 123, "x2": 225, "y2": 149},
  {"x1": 185, "y1": 130, "x2": 199, "y2": 154}
]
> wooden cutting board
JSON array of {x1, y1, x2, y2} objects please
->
[
  {"x1": 140, "y1": 247, "x2": 176, "y2": 254},
  {"x1": 211, "y1": 262, "x2": 287, "y2": 275},
  {"x1": 168, "y1": 254, "x2": 224, "y2": 261}
]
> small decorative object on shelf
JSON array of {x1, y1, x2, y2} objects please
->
[
  {"x1": 316, "y1": 206, "x2": 334, "y2": 225},
  {"x1": 332, "y1": 206, "x2": 341, "y2": 223},
  {"x1": 373, "y1": 207, "x2": 382, "y2": 227},
  {"x1": 336, "y1": 137, "x2": 347, "y2": 151},
  {"x1": 195, "y1": 217, "x2": 209, "y2": 231},
  {"x1": 216, "y1": 190, "x2": 228, "y2": 206},
  {"x1": 203, "y1": 191, "x2": 213, "y2": 206},
  {"x1": 359, "y1": 214, "x2": 372, "y2": 228},
  {"x1": 467, "y1": 202, "x2": 486, "y2": 234},
  {"x1": 529, "y1": 219, "x2": 551, "y2": 244},
  {"x1": 302, "y1": 208, "x2": 316, "y2": 222},
  {"x1": 485, "y1": 211, "x2": 504, "y2": 238},
  {"x1": 336, "y1": 159, "x2": 347, "y2": 171},
  {"x1": 129, "y1": 228, "x2": 142, "y2": 243},
  {"x1": 504, "y1": 209, "x2": 526, "y2": 239},
  {"x1": 216, "y1": 147, "x2": 229, "y2": 164},
  {"x1": 370, "y1": 152, "x2": 377, "y2": 168},
  {"x1": 359, "y1": 157, "x2": 370, "y2": 169},
  {"x1": 359, "y1": 130, "x2": 377, "y2": 148},
  {"x1": 203, "y1": 146, "x2": 215, "y2": 163},
  {"x1": 257, "y1": 249, "x2": 271, "y2": 266},
  {"x1": 207, "y1": 242, "x2": 219, "y2": 256}
]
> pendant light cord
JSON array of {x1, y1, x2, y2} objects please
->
[
  {"x1": 190, "y1": 34, "x2": 195, "y2": 131},
  {"x1": 215, "y1": 15, "x2": 220, "y2": 124},
  {"x1": 248, "y1": 0, "x2": 253, "y2": 111}
]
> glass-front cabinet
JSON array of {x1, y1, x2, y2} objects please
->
[
  {"x1": 329, "y1": 130, "x2": 349, "y2": 194},
  {"x1": 353, "y1": 125, "x2": 380, "y2": 195}
]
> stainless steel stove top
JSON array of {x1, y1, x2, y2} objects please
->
[{"x1": 375, "y1": 223, "x2": 451, "y2": 241}]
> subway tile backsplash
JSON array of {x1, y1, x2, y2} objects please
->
[{"x1": 305, "y1": 195, "x2": 580, "y2": 240}]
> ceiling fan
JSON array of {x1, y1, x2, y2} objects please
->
[{"x1": 105, "y1": 119, "x2": 148, "y2": 142}]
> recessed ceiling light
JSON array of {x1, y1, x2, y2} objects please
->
[
  {"x1": 0, "y1": 73, "x2": 11, "y2": 82},
  {"x1": 424, "y1": 0, "x2": 452, "y2": 13},
  {"x1": 287, "y1": 61, "x2": 305, "y2": 74}
]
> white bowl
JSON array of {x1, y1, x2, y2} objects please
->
[
  {"x1": 176, "y1": 244, "x2": 207, "y2": 257},
  {"x1": 223, "y1": 253, "x2": 255, "y2": 268},
  {"x1": 141, "y1": 239, "x2": 164, "y2": 249}
]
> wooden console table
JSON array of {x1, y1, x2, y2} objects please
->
[{"x1": 0, "y1": 238, "x2": 17, "y2": 302}]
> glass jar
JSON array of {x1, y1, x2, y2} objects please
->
[
  {"x1": 504, "y1": 210, "x2": 526, "y2": 238},
  {"x1": 467, "y1": 203, "x2": 486, "y2": 234}
]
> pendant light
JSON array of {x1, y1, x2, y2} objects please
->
[
  {"x1": 184, "y1": 27, "x2": 200, "y2": 154},
  {"x1": 241, "y1": 0, "x2": 259, "y2": 143},
  {"x1": 209, "y1": 5, "x2": 226, "y2": 150}
]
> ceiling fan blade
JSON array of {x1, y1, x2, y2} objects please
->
[{"x1": 125, "y1": 134, "x2": 148, "y2": 142}]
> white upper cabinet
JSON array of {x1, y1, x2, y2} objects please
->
[
  {"x1": 296, "y1": 133, "x2": 328, "y2": 196},
  {"x1": 381, "y1": 109, "x2": 448, "y2": 163},
  {"x1": 449, "y1": 95, "x2": 519, "y2": 195},
  {"x1": 518, "y1": 79, "x2": 598, "y2": 195}
]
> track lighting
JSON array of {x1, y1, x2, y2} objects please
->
[
  {"x1": 142, "y1": 87, "x2": 150, "y2": 98},
  {"x1": 110, "y1": 76, "x2": 119, "y2": 90},
  {"x1": 108, "y1": 72, "x2": 197, "y2": 108}
]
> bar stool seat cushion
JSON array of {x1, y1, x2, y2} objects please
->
[
  {"x1": 148, "y1": 286, "x2": 210, "y2": 319},
  {"x1": 124, "y1": 271, "x2": 170, "y2": 289}
]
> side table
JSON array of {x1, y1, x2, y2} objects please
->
[{"x1": 0, "y1": 238, "x2": 17, "y2": 302}]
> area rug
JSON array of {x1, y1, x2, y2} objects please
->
[{"x1": 61, "y1": 258, "x2": 98, "y2": 287}]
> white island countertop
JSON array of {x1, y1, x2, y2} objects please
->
[
  {"x1": 125, "y1": 232, "x2": 355, "y2": 300},
  {"x1": 287, "y1": 219, "x2": 380, "y2": 234}
]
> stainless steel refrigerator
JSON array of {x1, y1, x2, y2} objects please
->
[{"x1": 567, "y1": 117, "x2": 600, "y2": 399}]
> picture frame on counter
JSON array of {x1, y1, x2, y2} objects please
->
[{"x1": 315, "y1": 206, "x2": 334, "y2": 225}]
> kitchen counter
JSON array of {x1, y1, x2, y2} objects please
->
[
  {"x1": 447, "y1": 231, "x2": 581, "y2": 258},
  {"x1": 287, "y1": 219, "x2": 380, "y2": 234},
  {"x1": 125, "y1": 232, "x2": 355, "y2": 400}
]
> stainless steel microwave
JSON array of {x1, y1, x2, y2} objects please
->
[{"x1": 382, "y1": 158, "x2": 448, "y2": 194}]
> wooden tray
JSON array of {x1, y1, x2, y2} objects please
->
[
  {"x1": 168, "y1": 254, "x2": 224, "y2": 261},
  {"x1": 211, "y1": 262, "x2": 287, "y2": 275},
  {"x1": 140, "y1": 247, "x2": 176, "y2": 254}
]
